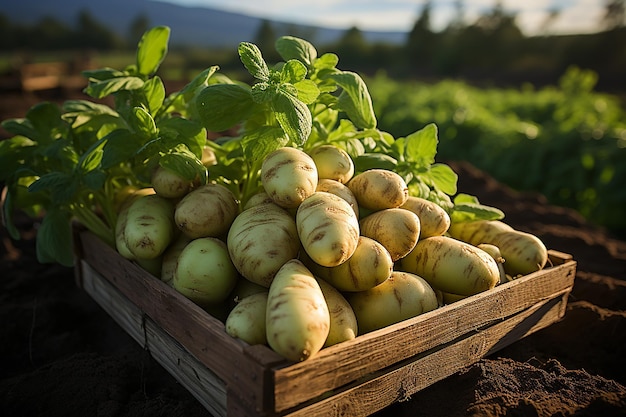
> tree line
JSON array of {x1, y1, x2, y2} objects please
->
[{"x1": 1, "y1": 1, "x2": 624, "y2": 93}]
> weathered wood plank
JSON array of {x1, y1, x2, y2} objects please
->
[
  {"x1": 77, "y1": 230, "x2": 274, "y2": 413},
  {"x1": 282, "y1": 292, "x2": 568, "y2": 417},
  {"x1": 80, "y1": 261, "x2": 229, "y2": 416},
  {"x1": 271, "y1": 255, "x2": 576, "y2": 411}
]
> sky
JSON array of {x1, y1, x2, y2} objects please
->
[{"x1": 157, "y1": 0, "x2": 607, "y2": 36}]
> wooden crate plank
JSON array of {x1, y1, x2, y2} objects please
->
[
  {"x1": 76, "y1": 230, "x2": 272, "y2": 413},
  {"x1": 283, "y1": 292, "x2": 568, "y2": 417},
  {"x1": 80, "y1": 261, "x2": 228, "y2": 417},
  {"x1": 271, "y1": 257, "x2": 576, "y2": 411}
]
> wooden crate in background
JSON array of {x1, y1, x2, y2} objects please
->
[{"x1": 73, "y1": 228, "x2": 577, "y2": 417}]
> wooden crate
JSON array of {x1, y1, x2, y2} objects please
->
[{"x1": 73, "y1": 228, "x2": 577, "y2": 416}]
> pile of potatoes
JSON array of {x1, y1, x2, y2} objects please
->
[{"x1": 114, "y1": 144, "x2": 549, "y2": 362}]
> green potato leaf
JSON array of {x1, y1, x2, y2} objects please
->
[
  {"x1": 275, "y1": 36, "x2": 317, "y2": 68},
  {"x1": 35, "y1": 207, "x2": 74, "y2": 267},
  {"x1": 330, "y1": 71, "x2": 376, "y2": 129},
  {"x1": 194, "y1": 83, "x2": 254, "y2": 132},
  {"x1": 137, "y1": 26, "x2": 170, "y2": 76},
  {"x1": 239, "y1": 42, "x2": 270, "y2": 81},
  {"x1": 83, "y1": 76, "x2": 145, "y2": 100},
  {"x1": 271, "y1": 86, "x2": 311, "y2": 146}
]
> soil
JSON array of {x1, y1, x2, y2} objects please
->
[{"x1": 1, "y1": 88, "x2": 626, "y2": 417}]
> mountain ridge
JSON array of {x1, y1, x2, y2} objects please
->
[{"x1": 1, "y1": 0, "x2": 407, "y2": 47}]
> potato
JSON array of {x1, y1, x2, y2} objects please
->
[
  {"x1": 347, "y1": 169, "x2": 408, "y2": 211},
  {"x1": 400, "y1": 196, "x2": 450, "y2": 238},
  {"x1": 261, "y1": 147, "x2": 318, "y2": 209},
  {"x1": 316, "y1": 178, "x2": 359, "y2": 218},
  {"x1": 346, "y1": 271, "x2": 439, "y2": 334},
  {"x1": 160, "y1": 234, "x2": 192, "y2": 286},
  {"x1": 398, "y1": 236, "x2": 500, "y2": 296},
  {"x1": 447, "y1": 220, "x2": 514, "y2": 245},
  {"x1": 477, "y1": 243, "x2": 508, "y2": 284},
  {"x1": 490, "y1": 230, "x2": 548, "y2": 277},
  {"x1": 303, "y1": 236, "x2": 393, "y2": 292},
  {"x1": 448, "y1": 220, "x2": 548, "y2": 277},
  {"x1": 315, "y1": 278, "x2": 358, "y2": 347},
  {"x1": 114, "y1": 188, "x2": 156, "y2": 260},
  {"x1": 124, "y1": 193, "x2": 176, "y2": 260},
  {"x1": 230, "y1": 277, "x2": 268, "y2": 303},
  {"x1": 296, "y1": 192, "x2": 360, "y2": 267},
  {"x1": 266, "y1": 259, "x2": 330, "y2": 361},
  {"x1": 227, "y1": 202, "x2": 300, "y2": 287},
  {"x1": 135, "y1": 255, "x2": 162, "y2": 278},
  {"x1": 441, "y1": 291, "x2": 468, "y2": 304},
  {"x1": 173, "y1": 237, "x2": 239, "y2": 306},
  {"x1": 359, "y1": 208, "x2": 420, "y2": 261},
  {"x1": 242, "y1": 191, "x2": 274, "y2": 210},
  {"x1": 174, "y1": 183, "x2": 239, "y2": 239},
  {"x1": 225, "y1": 292, "x2": 269, "y2": 345},
  {"x1": 308, "y1": 144, "x2": 355, "y2": 184},
  {"x1": 151, "y1": 165, "x2": 197, "y2": 199}
]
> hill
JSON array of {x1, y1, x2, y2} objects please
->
[{"x1": 0, "y1": 0, "x2": 407, "y2": 47}]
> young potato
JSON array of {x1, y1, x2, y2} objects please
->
[
  {"x1": 124, "y1": 193, "x2": 176, "y2": 260},
  {"x1": 477, "y1": 243, "x2": 508, "y2": 284},
  {"x1": 347, "y1": 169, "x2": 408, "y2": 211},
  {"x1": 490, "y1": 230, "x2": 548, "y2": 277},
  {"x1": 447, "y1": 220, "x2": 514, "y2": 245},
  {"x1": 242, "y1": 191, "x2": 274, "y2": 211},
  {"x1": 400, "y1": 196, "x2": 450, "y2": 238},
  {"x1": 359, "y1": 208, "x2": 421, "y2": 261},
  {"x1": 346, "y1": 271, "x2": 439, "y2": 334},
  {"x1": 303, "y1": 236, "x2": 393, "y2": 292},
  {"x1": 266, "y1": 259, "x2": 330, "y2": 362},
  {"x1": 151, "y1": 165, "x2": 197, "y2": 199},
  {"x1": 174, "y1": 183, "x2": 239, "y2": 239},
  {"x1": 227, "y1": 202, "x2": 300, "y2": 287},
  {"x1": 160, "y1": 234, "x2": 192, "y2": 287},
  {"x1": 308, "y1": 144, "x2": 355, "y2": 184},
  {"x1": 316, "y1": 178, "x2": 359, "y2": 218},
  {"x1": 114, "y1": 188, "x2": 156, "y2": 260},
  {"x1": 296, "y1": 191, "x2": 360, "y2": 267},
  {"x1": 261, "y1": 147, "x2": 318, "y2": 209},
  {"x1": 225, "y1": 292, "x2": 269, "y2": 346},
  {"x1": 315, "y1": 278, "x2": 358, "y2": 347},
  {"x1": 399, "y1": 236, "x2": 501, "y2": 296},
  {"x1": 449, "y1": 220, "x2": 548, "y2": 277},
  {"x1": 173, "y1": 237, "x2": 239, "y2": 307}
]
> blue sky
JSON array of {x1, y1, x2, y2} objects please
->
[{"x1": 156, "y1": 0, "x2": 606, "y2": 35}]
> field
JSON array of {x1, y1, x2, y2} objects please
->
[
  {"x1": 1, "y1": 56, "x2": 625, "y2": 415},
  {"x1": 367, "y1": 68, "x2": 626, "y2": 238}
]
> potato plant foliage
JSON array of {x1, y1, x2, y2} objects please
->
[{"x1": 0, "y1": 26, "x2": 501, "y2": 266}]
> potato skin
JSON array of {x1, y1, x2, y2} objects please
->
[
  {"x1": 315, "y1": 278, "x2": 358, "y2": 347},
  {"x1": 225, "y1": 292, "x2": 269, "y2": 345},
  {"x1": 304, "y1": 236, "x2": 393, "y2": 292},
  {"x1": 447, "y1": 220, "x2": 514, "y2": 245},
  {"x1": 261, "y1": 147, "x2": 318, "y2": 209},
  {"x1": 296, "y1": 192, "x2": 360, "y2": 267},
  {"x1": 227, "y1": 202, "x2": 300, "y2": 287},
  {"x1": 346, "y1": 271, "x2": 439, "y2": 334},
  {"x1": 347, "y1": 169, "x2": 408, "y2": 211},
  {"x1": 308, "y1": 144, "x2": 355, "y2": 184},
  {"x1": 398, "y1": 236, "x2": 500, "y2": 296},
  {"x1": 266, "y1": 259, "x2": 330, "y2": 361},
  {"x1": 115, "y1": 188, "x2": 156, "y2": 260},
  {"x1": 359, "y1": 208, "x2": 421, "y2": 261},
  {"x1": 174, "y1": 183, "x2": 239, "y2": 239},
  {"x1": 490, "y1": 230, "x2": 548, "y2": 276},
  {"x1": 400, "y1": 196, "x2": 450, "y2": 238},
  {"x1": 124, "y1": 193, "x2": 176, "y2": 260},
  {"x1": 151, "y1": 165, "x2": 196, "y2": 199},
  {"x1": 316, "y1": 179, "x2": 359, "y2": 218},
  {"x1": 173, "y1": 237, "x2": 239, "y2": 306}
]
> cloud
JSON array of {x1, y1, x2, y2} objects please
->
[{"x1": 164, "y1": 0, "x2": 605, "y2": 35}]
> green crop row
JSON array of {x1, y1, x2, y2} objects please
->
[{"x1": 367, "y1": 67, "x2": 626, "y2": 237}]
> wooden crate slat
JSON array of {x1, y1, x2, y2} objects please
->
[
  {"x1": 74, "y1": 230, "x2": 576, "y2": 416},
  {"x1": 270, "y1": 255, "x2": 576, "y2": 411},
  {"x1": 79, "y1": 261, "x2": 229, "y2": 417},
  {"x1": 282, "y1": 292, "x2": 569, "y2": 417},
  {"x1": 76, "y1": 230, "x2": 272, "y2": 413}
]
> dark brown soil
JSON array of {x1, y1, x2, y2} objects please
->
[{"x1": 1, "y1": 89, "x2": 626, "y2": 417}]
